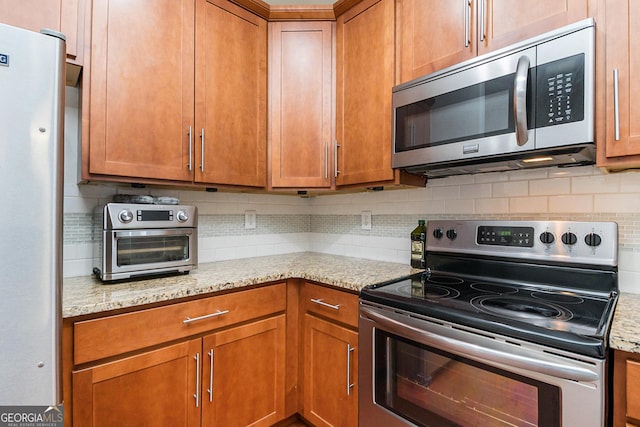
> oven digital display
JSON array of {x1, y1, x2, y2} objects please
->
[
  {"x1": 138, "y1": 210, "x2": 172, "y2": 221},
  {"x1": 477, "y1": 226, "x2": 534, "y2": 247}
]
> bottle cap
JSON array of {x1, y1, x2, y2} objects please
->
[{"x1": 418, "y1": 220, "x2": 425, "y2": 225}]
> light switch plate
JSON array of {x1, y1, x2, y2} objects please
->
[
  {"x1": 245, "y1": 210, "x2": 256, "y2": 229},
  {"x1": 361, "y1": 210, "x2": 372, "y2": 230}
]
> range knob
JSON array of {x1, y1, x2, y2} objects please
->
[
  {"x1": 118, "y1": 209, "x2": 134, "y2": 223},
  {"x1": 539, "y1": 231, "x2": 555, "y2": 245},
  {"x1": 176, "y1": 210, "x2": 189, "y2": 223},
  {"x1": 433, "y1": 228, "x2": 444, "y2": 239},
  {"x1": 585, "y1": 233, "x2": 602, "y2": 247},
  {"x1": 445, "y1": 229, "x2": 457, "y2": 240},
  {"x1": 561, "y1": 232, "x2": 578, "y2": 245}
]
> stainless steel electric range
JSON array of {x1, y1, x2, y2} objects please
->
[{"x1": 359, "y1": 220, "x2": 618, "y2": 427}]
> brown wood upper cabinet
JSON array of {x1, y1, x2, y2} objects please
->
[
  {"x1": 195, "y1": 0, "x2": 267, "y2": 187},
  {"x1": 268, "y1": 21, "x2": 335, "y2": 189},
  {"x1": 335, "y1": 0, "x2": 395, "y2": 187},
  {"x1": 84, "y1": 0, "x2": 266, "y2": 187},
  {"x1": 396, "y1": 0, "x2": 588, "y2": 83},
  {"x1": 597, "y1": 0, "x2": 640, "y2": 169},
  {"x1": 0, "y1": 0, "x2": 85, "y2": 85}
]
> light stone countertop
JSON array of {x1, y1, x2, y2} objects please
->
[
  {"x1": 610, "y1": 292, "x2": 640, "y2": 353},
  {"x1": 63, "y1": 252, "x2": 640, "y2": 354},
  {"x1": 62, "y1": 252, "x2": 420, "y2": 318}
]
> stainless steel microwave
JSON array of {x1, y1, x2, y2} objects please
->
[
  {"x1": 392, "y1": 19, "x2": 595, "y2": 178},
  {"x1": 94, "y1": 203, "x2": 198, "y2": 281}
]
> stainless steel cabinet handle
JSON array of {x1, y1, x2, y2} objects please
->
[
  {"x1": 479, "y1": 0, "x2": 486, "y2": 42},
  {"x1": 310, "y1": 298, "x2": 341, "y2": 310},
  {"x1": 207, "y1": 349, "x2": 214, "y2": 402},
  {"x1": 614, "y1": 69, "x2": 620, "y2": 141},
  {"x1": 514, "y1": 55, "x2": 530, "y2": 146},
  {"x1": 464, "y1": 0, "x2": 471, "y2": 47},
  {"x1": 346, "y1": 344, "x2": 355, "y2": 396},
  {"x1": 188, "y1": 126, "x2": 193, "y2": 171},
  {"x1": 183, "y1": 310, "x2": 230, "y2": 324},
  {"x1": 200, "y1": 128, "x2": 205, "y2": 172},
  {"x1": 194, "y1": 353, "x2": 200, "y2": 407},
  {"x1": 324, "y1": 141, "x2": 328, "y2": 180},
  {"x1": 334, "y1": 140, "x2": 341, "y2": 177}
]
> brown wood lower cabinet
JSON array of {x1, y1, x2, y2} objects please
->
[
  {"x1": 302, "y1": 314, "x2": 358, "y2": 427},
  {"x1": 66, "y1": 281, "x2": 360, "y2": 426},
  {"x1": 614, "y1": 349, "x2": 640, "y2": 426},
  {"x1": 72, "y1": 315, "x2": 285, "y2": 427},
  {"x1": 72, "y1": 339, "x2": 202, "y2": 426},
  {"x1": 301, "y1": 282, "x2": 359, "y2": 426}
]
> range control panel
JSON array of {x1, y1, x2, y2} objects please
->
[
  {"x1": 477, "y1": 226, "x2": 534, "y2": 247},
  {"x1": 427, "y1": 220, "x2": 618, "y2": 267}
]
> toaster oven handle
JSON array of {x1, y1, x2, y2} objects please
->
[
  {"x1": 514, "y1": 55, "x2": 530, "y2": 147},
  {"x1": 360, "y1": 305, "x2": 599, "y2": 382}
]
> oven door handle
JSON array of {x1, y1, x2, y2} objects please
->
[
  {"x1": 360, "y1": 306, "x2": 599, "y2": 382},
  {"x1": 114, "y1": 228, "x2": 194, "y2": 238}
]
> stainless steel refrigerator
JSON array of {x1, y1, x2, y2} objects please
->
[{"x1": 0, "y1": 23, "x2": 65, "y2": 406}]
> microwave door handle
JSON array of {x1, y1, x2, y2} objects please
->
[{"x1": 514, "y1": 55, "x2": 530, "y2": 146}]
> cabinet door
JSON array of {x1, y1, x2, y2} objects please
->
[
  {"x1": 303, "y1": 314, "x2": 358, "y2": 427},
  {"x1": 202, "y1": 315, "x2": 286, "y2": 427},
  {"x1": 479, "y1": 0, "x2": 588, "y2": 55},
  {"x1": 336, "y1": 0, "x2": 395, "y2": 186},
  {"x1": 601, "y1": 0, "x2": 640, "y2": 163},
  {"x1": 0, "y1": 0, "x2": 82, "y2": 65},
  {"x1": 195, "y1": 0, "x2": 267, "y2": 187},
  {"x1": 72, "y1": 339, "x2": 201, "y2": 427},
  {"x1": 87, "y1": 0, "x2": 195, "y2": 182},
  {"x1": 269, "y1": 21, "x2": 334, "y2": 189},
  {"x1": 396, "y1": 0, "x2": 476, "y2": 83}
]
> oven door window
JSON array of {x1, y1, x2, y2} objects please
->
[
  {"x1": 116, "y1": 235, "x2": 190, "y2": 266},
  {"x1": 374, "y1": 330, "x2": 560, "y2": 427},
  {"x1": 395, "y1": 72, "x2": 533, "y2": 152}
]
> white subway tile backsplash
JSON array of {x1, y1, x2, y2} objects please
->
[
  {"x1": 548, "y1": 195, "x2": 593, "y2": 213},
  {"x1": 475, "y1": 198, "x2": 509, "y2": 214},
  {"x1": 460, "y1": 183, "x2": 492, "y2": 199},
  {"x1": 529, "y1": 177, "x2": 571, "y2": 196},
  {"x1": 62, "y1": 164, "x2": 640, "y2": 294},
  {"x1": 492, "y1": 181, "x2": 529, "y2": 197},
  {"x1": 572, "y1": 174, "x2": 621, "y2": 194},
  {"x1": 509, "y1": 196, "x2": 548, "y2": 213},
  {"x1": 594, "y1": 194, "x2": 640, "y2": 213}
]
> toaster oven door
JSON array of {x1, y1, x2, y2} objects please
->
[{"x1": 101, "y1": 228, "x2": 197, "y2": 280}]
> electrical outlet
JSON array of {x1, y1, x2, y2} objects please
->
[
  {"x1": 361, "y1": 210, "x2": 372, "y2": 230},
  {"x1": 244, "y1": 210, "x2": 256, "y2": 229}
]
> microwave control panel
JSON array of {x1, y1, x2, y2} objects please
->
[{"x1": 535, "y1": 53, "x2": 585, "y2": 128}]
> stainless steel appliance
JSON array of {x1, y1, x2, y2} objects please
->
[
  {"x1": 360, "y1": 220, "x2": 618, "y2": 426},
  {"x1": 392, "y1": 19, "x2": 595, "y2": 178},
  {"x1": 0, "y1": 24, "x2": 65, "y2": 405},
  {"x1": 94, "y1": 203, "x2": 198, "y2": 281}
]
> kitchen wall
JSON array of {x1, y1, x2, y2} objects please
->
[{"x1": 63, "y1": 87, "x2": 640, "y2": 294}]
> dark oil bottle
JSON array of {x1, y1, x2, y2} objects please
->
[{"x1": 411, "y1": 220, "x2": 426, "y2": 268}]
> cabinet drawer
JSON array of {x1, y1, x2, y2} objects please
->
[
  {"x1": 74, "y1": 283, "x2": 286, "y2": 364},
  {"x1": 302, "y1": 282, "x2": 359, "y2": 328},
  {"x1": 628, "y1": 360, "x2": 640, "y2": 420}
]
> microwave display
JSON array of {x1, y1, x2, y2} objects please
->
[{"x1": 138, "y1": 209, "x2": 172, "y2": 221}]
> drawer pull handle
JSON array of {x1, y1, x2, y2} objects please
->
[
  {"x1": 183, "y1": 310, "x2": 230, "y2": 324},
  {"x1": 310, "y1": 298, "x2": 341, "y2": 311}
]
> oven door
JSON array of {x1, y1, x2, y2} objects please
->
[
  {"x1": 101, "y1": 228, "x2": 197, "y2": 280},
  {"x1": 359, "y1": 303, "x2": 605, "y2": 427}
]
